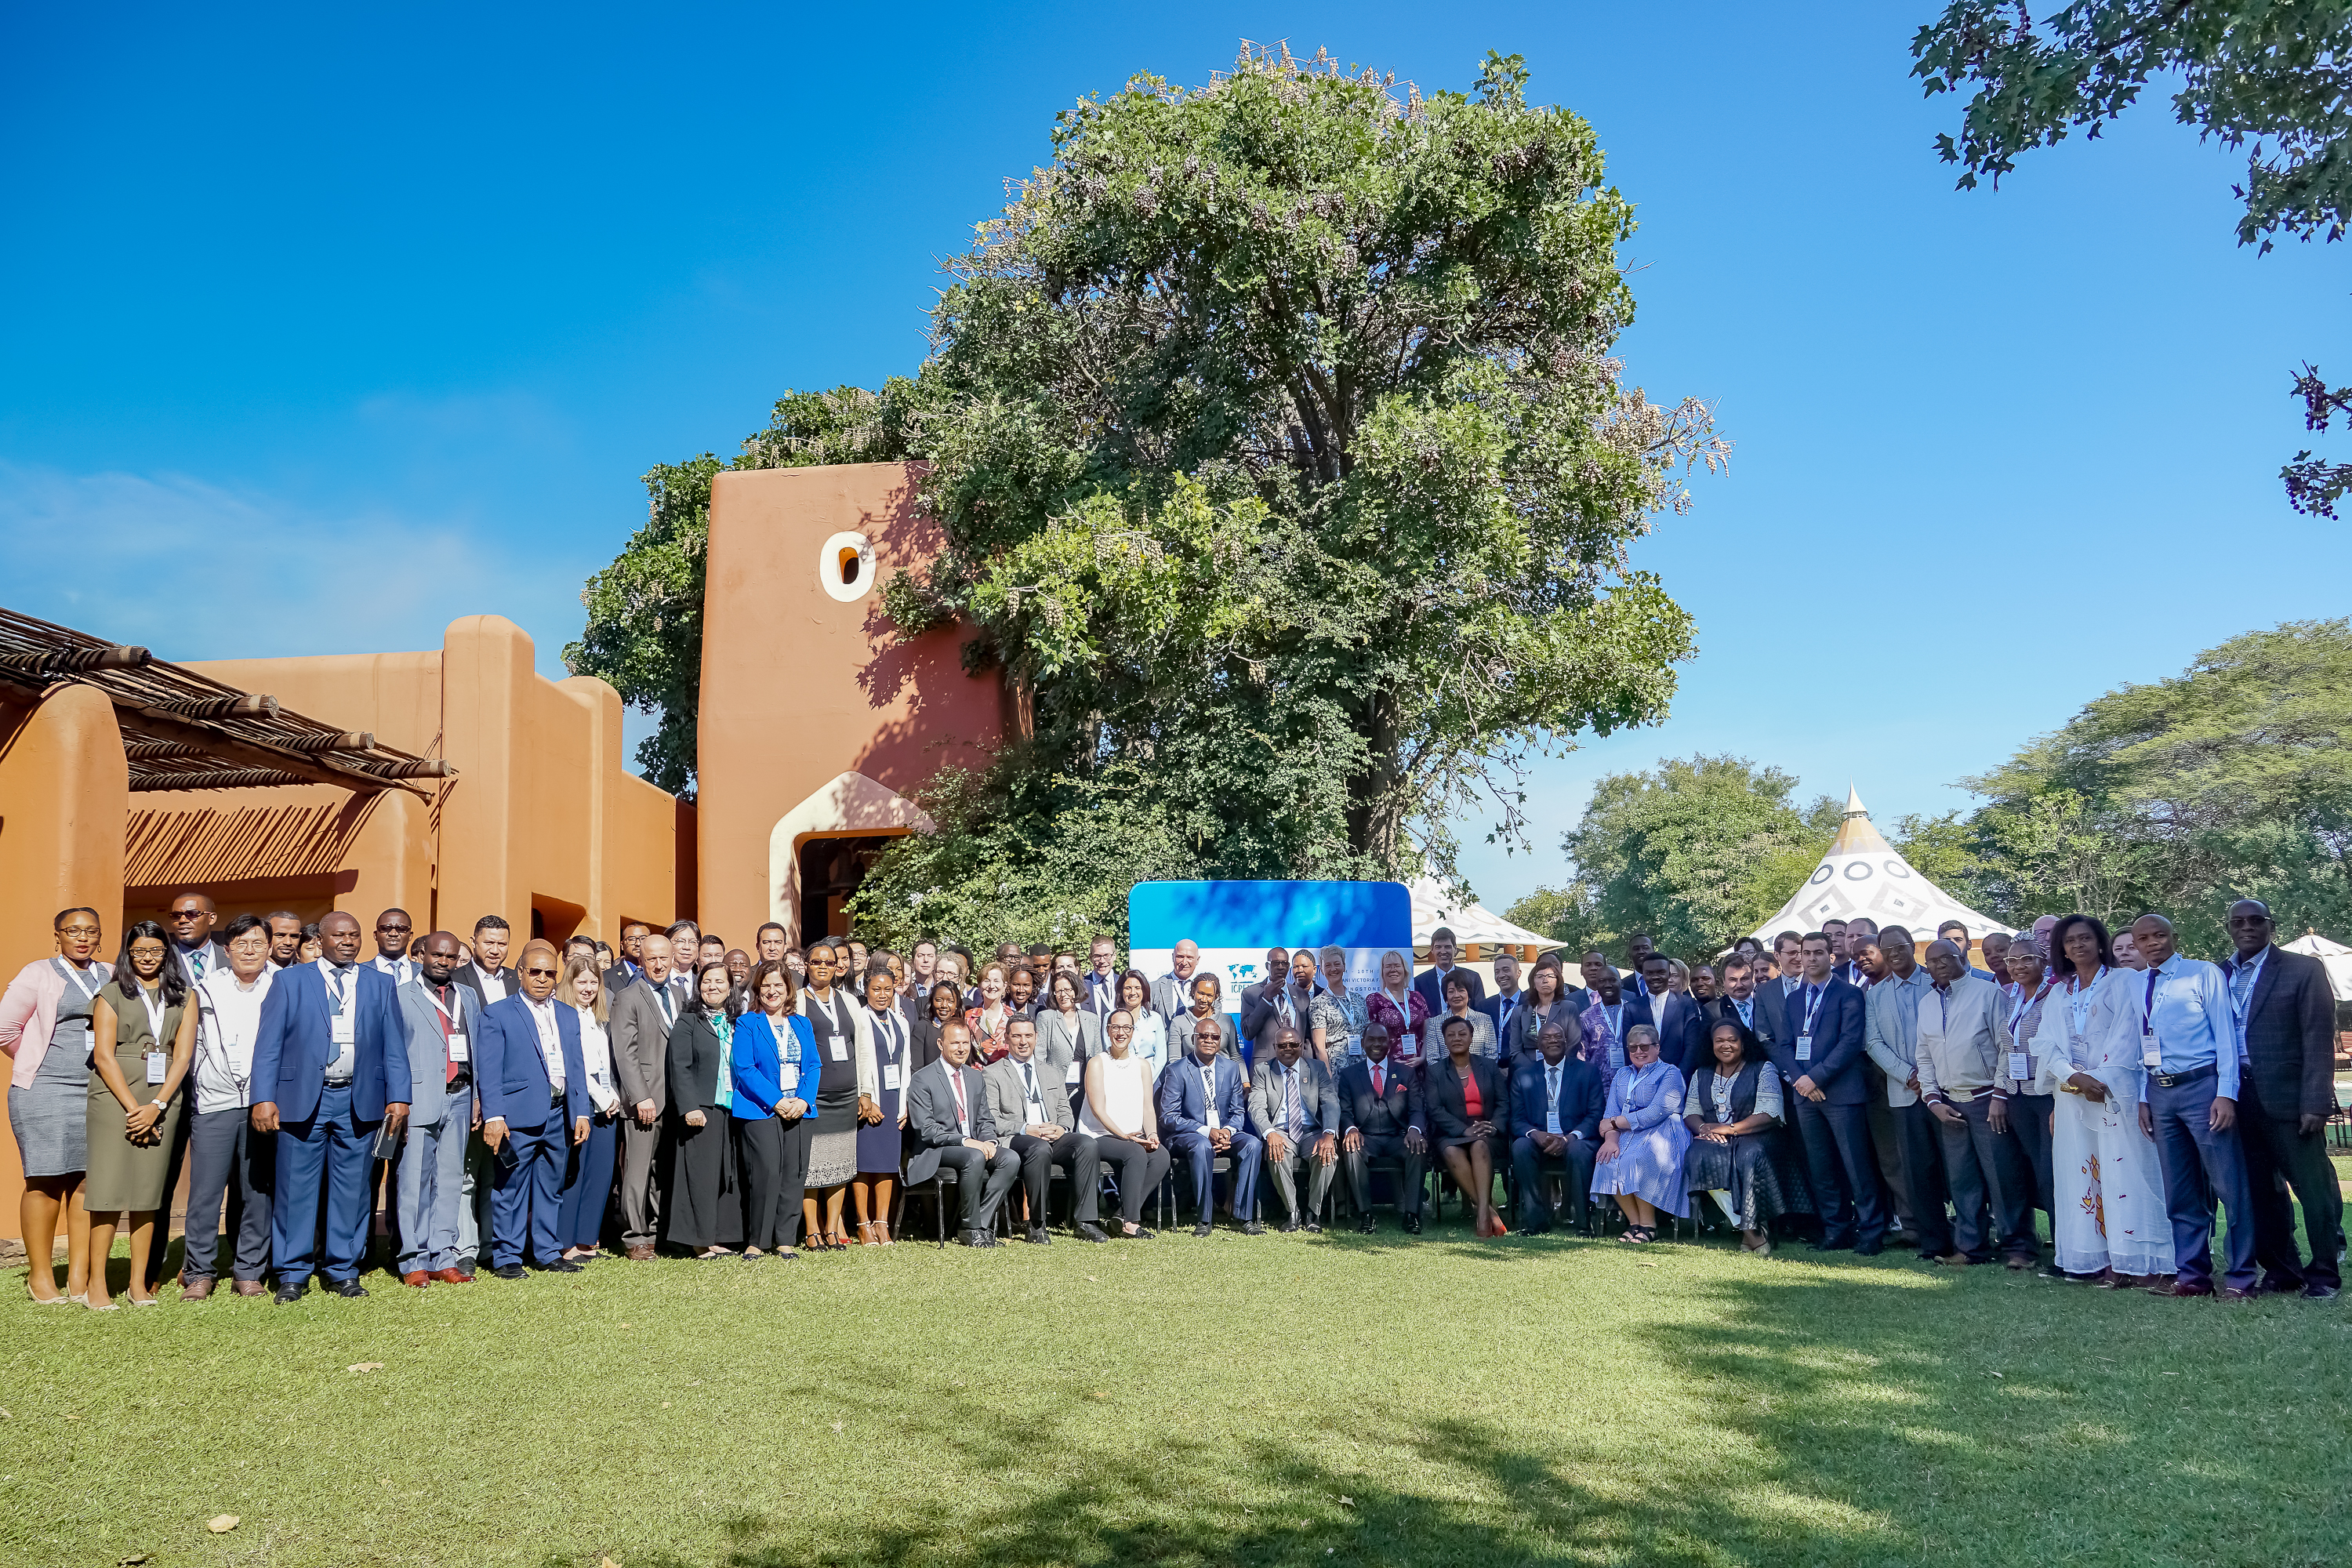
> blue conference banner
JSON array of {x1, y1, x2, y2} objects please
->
[{"x1": 1128, "y1": 880, "x2": 1414, "y2": 1043}]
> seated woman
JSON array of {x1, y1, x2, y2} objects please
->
[
  {"x1": 1592, "y1": 1023, "x2": 1690, "y2": 1243},
  {"x1": 1424, "y1": 1014, "x2": 1508, "y2": 1237},
  {"x1": 910, "y1": 980, "x2": 964, "y2": 1073},
  {"x1": 1682, "y1": 1019, "x2": 1798, "y2": 1255},
  {"x1": 1080, "y1": 1009, "x2": 1171, "y2": 1238},
  {"x1": 1419, "y1": 973, "x2": 1497, "y2": 1064}
]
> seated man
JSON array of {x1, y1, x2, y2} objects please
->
[
  {"x1": 1156, "y1": 1014, "x2": 1264, "y2": 1237},
  {"x1": 1334, "y1": 1024, "x2": 1426, "y2": 1235},
  {"x1": 1248, "y1": 1025, "x2": 1339, "y2": 1232},
  {"x1": 982, "y1": 1016, "x2": 1109, "y2": 1245},
  {"x1": 1508, "y1": 1022, "x2": 1605, "y2": 1234},
  {"x1": 905, "y1": 1022, "x2": 1020, "y2": 1247}
]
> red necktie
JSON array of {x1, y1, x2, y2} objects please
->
[
  {"x1": 951, "y1": 1069, "x2": 968, "y2": 1133},
  {"x1": 1373, "y1": 1065, "x2": 1384, "y2": 1098}
]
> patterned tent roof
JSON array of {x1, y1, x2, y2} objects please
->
[{"x1": 1748, "y1": 786, "x2": 2011, "y2": 947}]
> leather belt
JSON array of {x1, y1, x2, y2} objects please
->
[{"x1": 2149, "y1": 1063, "x2": 2217, "y2": 1090}]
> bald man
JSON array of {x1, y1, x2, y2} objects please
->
[{"x1": 475, "y1": 938, "x2": 590, "y2": 1278}]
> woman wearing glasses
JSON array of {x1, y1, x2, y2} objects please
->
[
  {"x1": 1, "y1": 906, "x2": 112, "y2": 1304},
  {"x1": 1080, "y1": 1009, "x2": 1168, "y2": 1237},
  {"x1": 85, "y1": 920, "x2": 198, "y2": 1308}
]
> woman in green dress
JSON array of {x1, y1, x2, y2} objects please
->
[{"x1": 85, "y1": 920, "x2": 196, "y2": 1310}]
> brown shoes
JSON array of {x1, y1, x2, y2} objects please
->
[
  {"x1": 1931, "y1": 1252, "x2": 1974, "y2": 1265},
  {"x1": 232, "y1": 1278, "x2": 269, "y2": 1297},
  {"x1": 625, "y1": 1244, "x2": 655, "y2": 1261},
  {"x1": 180, "y1": 1277, "x2": 214, "y2": 1301},
  {"x1": 401, "y1": 1271, "x2": 431, "y2": 1289},
  {"x1": 429, "y1": 1268, "x2": 470, "y2": 1284},
  {"x1": 2149, "y1": 1280, "x2": 2213, "y2": 1298}
]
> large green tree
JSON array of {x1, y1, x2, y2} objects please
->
[
  {"x1": 878, "y1": 45, "x2": 1722, "y2": 899},
  {"x1": 1553, "y1": 755, "x2": 1838, "y2": 962},
  {"x1": 564, "y1": 383, "x2": 914, "y2": 794},
  {"x1": 1910, "y1": 1, "x2": 2352, "y2": 513},
  {"x1": 1959, "y1": 618, "x2": 2352, "y2": 949}
]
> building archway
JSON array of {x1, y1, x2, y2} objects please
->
[{"x1": 767, "y1": 771, "x2": 933, "y2": 946}]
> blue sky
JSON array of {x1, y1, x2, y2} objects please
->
[{"x1": 5, "y1": 2, "x2": 2345, "y2": 915}]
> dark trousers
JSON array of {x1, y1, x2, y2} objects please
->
[
  {"x1": 1170, "y1": 1129, "x2": 1261, "y2": 1221},
  {"x1": 1510, "y1": 1134, "x2": 1595, "y2": 1230},
  {"x1": 1094, "y1": 1137, "x2": 1171, "y2": 1224},
  {"x1": 666, "y1": 1109, "x2": 732, "y2": 1249},
  {"x1": 183, "y1": 1106, "x2": 273, "y2": 1282},
  {"x1": 488, "y1": 1117, "x2": 566, "y2": 1269},
  {"x1": 1011, "y1": 1131, "x2": 1101, "y2": 1225},
  {"x1": 2238, "y1": 1100, "x2": 2343, "y2": 1291},
  {"x1": 1933, "y1": 1094, "x2": 2034, "y2": 1262},
  {"x1": 273, "y1": 1082, "x2": 375, "y2": 1287},
  {"x1": 1794, "y1": 1098, "x2": 1886, "y2": 1248},
  {"x1": 1889, "y1": 1101, "x2": 1953, "y2": 1258},
  {"x1": 1863, "y1": 1064, "x2": 1914, "y2": 1225},
  {"x1": 2147, "y1": 1071, "x2": 2259, "y2": 1292},
  {"x1": 557, "y1": 1112, "x2": 618, "y2": 1251},
  {"x1": 933, "y1": 1143, "x2": 1019, "y2": 1229},
  {"x1": 732, "y1": 1112, "x2": 789, "y2": 1250},
  {"x1": 1342, "y1": 1133, "x2": 1425, "y2": 1216},
  {"x1": 2011, "y1": 1091, "x2": 2057, "y2": 1219}
]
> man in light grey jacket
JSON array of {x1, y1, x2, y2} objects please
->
[
  {"x1": 1860, "y1": 927, "x2": 1952, "y2": 1262},
  {"x1": 394, "y1": 932, "x2": 478, "y2": 1286},
  {"x1": 982, "y1": 1018, "x2": 1108, "y2": 1245},
  {"x1": 1249, "y1": 1026, "x2": 1340, "y2": 1231},
  {"x1": 606, "y1": 932, "x2": 681, "y2": 1260},
  {"x1": 1915, "y1": 940, "x2": 2035, "y2": 1269}
]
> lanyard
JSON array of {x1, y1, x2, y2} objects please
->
[
  {"x1": 2008, "y1": 981, "x2": 2049, "y2": 1037},
  {"x1": 53, "y1": 957, "x2": 101, "y2": 1004},
  {"x1": 137, "y1": 985, "x2": 169, "y2": 1045},
  {"x1": 1798, "y1": 984, "x2": 1828, "y2": 1036},
  {"x1": 424, "y1": 985, "x2": 463, "y2": 1033},
  {"x1": 2227, "y1": 949, "x2": 2267, "y2": 1033},
  {"x1": 325, "y1": 965, "x2": 352, "y2": 1017}
]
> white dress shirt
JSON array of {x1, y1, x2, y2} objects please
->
[
  {"x1": 575, "y1": 1010, "x2": 619, "y2": 1115},
  {"x1": 526, "y1": 996, "x2": 567, "y2": 1091},
  {"x1": 194, "y1": 967, "x2": 273, "y2": 1114}
]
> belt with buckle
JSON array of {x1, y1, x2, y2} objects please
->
[
  {"x1": 2150, "y1": 1063, "x2": 2216, "y2": 1090},
  {"x1": 550, "y1": 1087, "x2": 567, "y2": 1108}
]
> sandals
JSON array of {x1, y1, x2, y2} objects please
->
[
  {"x1": 875, "y1": 1221, "x2": 894, "y2": 1247},
  {"x1": 856, "y1": 1221, "x2": 880, "y2": 1247},
  {"x1": 1617, "y1": 1225, "x2": 1655, "y2": 1245}
]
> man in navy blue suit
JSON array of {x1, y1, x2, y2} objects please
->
[
  {"x1": 1765, "y1": 931, "x2": 1886, "y2": 1254},
  {"x1": 1639, "y1": 955, "x2": 1707, "y2": 1075},
  {"x1": 250, "y1": 910, "x2": 409, "y2": 1302},
  {"x1": 474, "y1": 938, "x2": 590, "y2": 1279},
  {"x1": 1412, "y1": 927, "x2": 1486, "y2": 1014},
  {"x1": 1157, "y1": 1014, "x2": 1264, "y2": 1236}
]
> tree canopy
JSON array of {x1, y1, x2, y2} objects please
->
[{"x1": 1910, "y1": 1, "x2": 2352, "y2": 512}]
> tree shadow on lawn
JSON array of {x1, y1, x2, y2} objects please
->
[{"x1": 575, "y1": 1265, "x2": 2348, "y2": 1568}]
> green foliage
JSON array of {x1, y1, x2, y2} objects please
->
[
  {"x1": 1503, "y1": 884, "x2": 1598, "y2": 953},
  {"x1": 1962, "y1": 618, "x2": 2352, "y2": 949},
  {"x1": 566, "y1": 383, "x2": 916, "y2": 793},
  {"x1": 1556, "y1": 755, "x2": 1838, "y2": 961},
  {"x1": 887, "y1": 44, "x2": 1721, "y2": 888},
  {"x1": 1910, "y1": 2, "x2": 2352, "y2": 510}
]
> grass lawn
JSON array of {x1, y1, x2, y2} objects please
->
[{"x1": 3, "y1": 1198, "x2": 2349, "y2": 1568}]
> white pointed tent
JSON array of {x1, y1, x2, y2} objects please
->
[
  {"x1": 1408, "y1": 876, "x2": 1552, "y2": 957},
  {"x1": 2280, "y1": 931, "x2": 2352, "y2": 1002},
  {"x1": 1748, "y1": 786, "x2": 2011, "y2": 949}
]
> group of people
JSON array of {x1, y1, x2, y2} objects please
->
[{"x1": 3, "y1": 897, "x2": 2340, "y2": 1305}]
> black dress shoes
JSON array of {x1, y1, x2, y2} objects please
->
[
  {"x1": 491, "y1": 1263, "x2": 529, "y2": 1280},
  {"x1": 329, "y1": 1279, "x2": 369, "y2": 1298},
  {"x1": 2303, "y1": 1283, "x2": 2340, "y2": 1298},
  {"x1": 1278, "y1": 1218, "x2": 1302, "y2": 1233},
  {"x1": 1190, "y1": 1222, "x2": 1214, "y2": 1239},
  {"x1": 1240, "y1": 1221, "x2": 1266, "y2": 1236},
  {"x1": 273, "y1": 1283, "x2": 306, "y2": 1305},
  {"x1": 1356, "y1": 1216, "x2": 1377, "y2": 1235},
  {"x1": 535, "y1": 1258, "x2": 583, "y2": 1273},
  {"x1": 1302, "y1": 1218, "x2": 1323, "y2": 1235},
  {"x1": 1074, "y1": 1222, "x2": 1109, "y2": 1243},
  {"x1": 1024, "y1": 1226, "x2": 1052, "y2": 1245},
  {"x1": 1400, "y1": 1214, "x2": 1422, "y2": 1235},
  {"x1": 958, "y1": 1229, "x2": 998, "y2": 1247}
]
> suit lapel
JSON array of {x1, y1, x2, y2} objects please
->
[{"x1": 2246, "y1": 944, "x2": 2283, "y2": 1021}]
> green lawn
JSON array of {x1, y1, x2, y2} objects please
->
[{"x1": 3, "y1": 1203, "x2": 2348, "y2": 1568}]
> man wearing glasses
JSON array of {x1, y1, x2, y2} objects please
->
[
  {"x1": 1156, "y1": 1015, "x2": 1264, "y2": 1236},
  {"x1": 370, "y1": 909, "x2": 416, "y2": 986},
  {"x1": 473, "y1": 938, "x2": 590, "y2": 1279},
  {"x1": 166, "y1": 891, "x2": 225, "y2": 986}
]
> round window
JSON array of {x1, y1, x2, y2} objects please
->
[{"x1": 818, "y1": 532, "x2": 877, "y2": 603}]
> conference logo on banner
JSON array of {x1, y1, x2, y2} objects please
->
[{"x1": 1130, "y1": 946, "x2": 1399, "y2": 1011}]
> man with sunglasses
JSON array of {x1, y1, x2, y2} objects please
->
[
  {"x1": 370, "y1": 909, "x2": 416, "y2": 986},
  {"x1": 165, "y1": 891, "x2": 226, "y2": 986},
  {"x1": 474, "y1": 938, "x2": 590, "y2": 1279}
]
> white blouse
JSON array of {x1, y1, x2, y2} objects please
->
[{"x1": 573, "y1": 1009, "x2": 621, "y2": 1116}]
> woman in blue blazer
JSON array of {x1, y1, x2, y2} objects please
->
[{"x1": 731, "y1": 961, "x2": 817, "y2": 1260}]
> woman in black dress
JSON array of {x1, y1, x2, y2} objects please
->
[
  {"x1": 666, "y1": 961, "x2": 741, "y2": 1259},
  {"x1": 1682, "y1": 1019, "x2": 1806, "y2": 1255},
  {"x1": 797, "y1": 941, "x2": 869, "y2": 1252},
  {"x1": 853, "y1": 964, "x2": 909, "y2": 1245}
]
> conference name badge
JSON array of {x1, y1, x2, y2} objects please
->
[
  {"x1": 1794, "y1": 1033, "x2": 1813, "y2": 1063},
  {"x1": 447, "y1": 1030, "x2": 468, "y2": 1064},
  {"x1": 145, "y1": 1050, "x2": 168, "y2": 1085},
  {"x1": 331, "y1": 1009, "x2": 356, "y2": 1046},
  {"x1": 2007, "y1": 1051, "x2": 2030, "y2": 1082},
  {"x1": 882, "y1": 1064, "x2": 902, "y2": 1091},
  {"x1": 828, "y1": 1036, "x2": 848, "y2": 1063}
]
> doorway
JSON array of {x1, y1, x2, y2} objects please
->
[{"x1": 796, "y1": 834, "x2": 897, "y2": 942}]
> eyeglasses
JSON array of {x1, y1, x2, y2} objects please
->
[
  {"x1": 524, "y1": 966, "x2": 559, "y2": 978},
  {"x1": 1108, "y1": 1025, "x2": 1134, "y2": 1036},
  {"x1": 57, "y1": 925, "x2": 101, "y2": 938}
]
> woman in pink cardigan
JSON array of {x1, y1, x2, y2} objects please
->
[{"x1": 1, "y1": 907, "x2": 111, "y2": 1303}]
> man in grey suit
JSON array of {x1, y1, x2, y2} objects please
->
[
  {"x1": 1334, "y1": 1024, "x2": 1425, "y2": 1234},
  {"x1": 983, "y1": 1017, "x2": 1109, "y2": 1244},
  {"x1": 606, "y1": 931, "x2": 681, "y2": 1260},
  {"x1": 393, "y1": 931, "x2": 478, "y2": 1286},
  {"x1": 1250, "y1": 1025, "x2": 1339, "y2": 1231},
  {"x1": 905, "y1": 1022, "x2": 1019, "y2": 1246},
  {"x1": 1152, "y1": 938, "x2": 1203, "y2": 1024}
]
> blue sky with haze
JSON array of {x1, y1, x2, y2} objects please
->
[{"x1": 5, "y1": 2, "x2": 2345, "y2": 913}]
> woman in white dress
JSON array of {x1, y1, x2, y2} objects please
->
[
  {"x1": 2033, "y1": 915, "x2": 2176, "y2": 1287},
  {"x1": 1080, "y1": 1010, "x2": 1171, "y2": 1237}
]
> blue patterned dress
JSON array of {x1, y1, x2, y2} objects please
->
[{"x1": 1590, "y1": 1061, "x2": 1691, "y2": 1218}]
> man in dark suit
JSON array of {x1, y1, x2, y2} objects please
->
[
  {"x1": 165, "y1": 890, "x2": 228, "y2": 986},
  {"x1": 1476, "y1": 952, "x2": 1531, "y2": 1062},
  {"x1": 474, "y1": 939, "x2": 589, "y2": 1279},
  {"x1": 1240, "y1": 950, "x2": 1310, "y2": 1066},
  {"x1": 1334, "y1": 1025, "x2": 1425, "y2": 1234},
  {"x1": 905, "y1": 1022, "x2": 1019, "y2": 1246},
  {"x1": 606, "y1": 931, "x2": 680, "y2": 1260},
  {"x1": 1508, "y1": 1022, "x2": 1605, "y2": 1233},
  {"x1": 250, "y1": 909, "x2": 410, "y2": 1302},
  {"x1": 1639, "y1": 955, "x2": 1706, "y2": 1075},
  {"x1": 454, "y1": 914, "x2": 518, "y2": 1013},
  {"x1": 1766, "y1": 931, "x2": 1885, "y2": 1254},
  {"x1": 1412, "y1": 927, "x2": 1486, "y2": 1014},
  {"x1": 1249, "y1": 1026, "x2": 1340, "y2": 1232},
  {"x1": 604, "y1": 920, "x2": 652, "y2": 996},
  {"x1": 1158, "y1": 1013, "x2": 1264, "y2": 1236},
  {"x1": 982, "y1": 1017, "x2": 1108, "y2": 1244},
  {"x1": 2223, "y1": 899, "x2": 2343, "y2": 1298}
]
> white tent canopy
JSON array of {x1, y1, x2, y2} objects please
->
[
  {"x1": 1749, "y1": 786, "x2": 2012, "y2": 951},
  {"x1": 1409, "y1": 876, "x2": 1552, "y2": 954},
  {"x1": 2280, "y1": 931, "x2": 2352, "y2": 1002}
]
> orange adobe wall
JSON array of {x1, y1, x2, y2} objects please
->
[{"x1": 697, "y1": 463, "x2": 1010, "y2": 949}]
